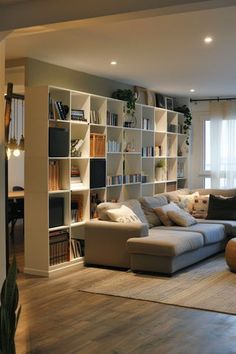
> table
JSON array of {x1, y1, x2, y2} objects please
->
[{"x1": 8, "y1": 191, "x2": 24, "y2": 199}]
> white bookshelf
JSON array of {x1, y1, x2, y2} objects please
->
[{"x1": 25, "y1": 85, "x2": 188, "y2": 276}]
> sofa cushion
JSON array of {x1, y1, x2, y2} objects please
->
[
  {"x1": 162, "y1": 188, "x2": 190, "y2": 203},
  {"x1": 178, "y1": 192, "x2": 199, "y2": 213},
  {"x1": 122, "y1": 199, "x2": 148, "y2": 225},
  {"x1": 192, "y1": 194, "x2": 209, "y2": 219},
  {"x1": 206, "y1": 194, "x2": 236, "y2": 220},
  {"x1": 154, "y1": 202, "x2": 181, "y2": 226},
  {"x1": 127, "y1": 229, "x2": 204, "y2": 257},
  {"x1": 167, "y1": 209, "x2": 197, "y2": 227},
  {"x1": 195, "y1": 188, "x2": 236, "y2": 197},
  {"x1": 139, "y1": 195, "x2": 168, "y2": 228},
  {"x1": 97, "y1": 202, "x2": 121, "y2": 221},
  {"x1": 157, "y1": 223, "x2": 225, "y2": 245},
  {"x1": 107, "y1": 205, "x2": 142, "y2": 224},
  {"x1": 197, "y1": 219, "x2": 236, "y2": 236}
]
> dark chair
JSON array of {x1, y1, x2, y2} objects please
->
[{"x1": 9, "y1": 186, "x2": 24, "y2": 242}]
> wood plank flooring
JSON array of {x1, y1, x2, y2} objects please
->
[{"x1": 9, "y1": 224, "x2": 236, "y2": 354}]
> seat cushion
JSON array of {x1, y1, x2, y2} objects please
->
[
  {"x1": 127, "y1": 229, "x2": 204, "y2": 257},
  {"x1": 157, "y1": 223, "x2": 225, "y2": 245},
  {"x1": 197, "y1": 219, "x2": 236, "y2": 236}
]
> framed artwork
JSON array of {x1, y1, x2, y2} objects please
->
[
  {"x1": 165, "y1": 97, "x2": 174, "y2": 111},
  {"x1": 146, "y1": 90, "x2": 156, "y2": 107},
  {"x1": 134, "y1": 86, "x2": 148, "y2": 105}
]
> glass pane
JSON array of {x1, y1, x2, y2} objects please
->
[
  {"x1": 204, "y1": 120, "x2": 210, "y2": 171},
  {"x1": 204, "y1": 177, "x2": 211, "y2": 188}
]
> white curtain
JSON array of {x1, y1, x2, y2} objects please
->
[{"x1": 209, "y1": 100, "x2": 236, "y2": 188}]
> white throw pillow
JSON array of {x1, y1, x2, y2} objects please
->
[
  {"x1": 167, "y1": 209, "x2": 197, "y2": 227},
  {"x1": 106, "y1": 205, "x2": 141, "y2": 224},
  {"x1": 178, "y1": 192, "x2": 199, "y2": 213},
  {"x1": 192, "y1": 195, "x2": 209, "y2": 219},
  {"x1": 154, "y1": 202, "x2": 181, "y2": 226}
]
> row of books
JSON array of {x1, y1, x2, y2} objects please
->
[
  {"x1": 71, "y1": 238, "x2": 85, "y2": 258},
  {"x1": 107, "y1": 175, "x2": 122, "y2": 186},
  {"x1": 49, "y1": 230, "x2": 69, "y2": 266},
  {"x1": 123, "y1": 174, "x2": 141, "y2": 184},
  {"x1": 90, "y1": 133, "x2": 106, "y2": 157},
  {"x1": 71, "y1": 109, "x2": 87, "y2": 121},
  {"x1": 142, "y1": 146, "x2": 154, "y2": 157},
  {"x1": 142, "y1": 118, "x2": 150, "y2": 130},
  {"x1": 107, "y1": 111, "x2": 118, "y2": 126},
  {"x1": 107, "y1": 140, "x2": 122, "y2": 153},
  {"x1": 71, "y1": 196, "x2": 83, "y2": 223},
  {"x1": 48, "y1": 160, "x2": 60, "y2": 191},
  {"x1": 49, "y1": 95, "x2": 68, "y2": 120},
  {"x1": 90, "y1": 110, "x2": 100, "y2": 124}
]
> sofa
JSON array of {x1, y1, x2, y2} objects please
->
[{"x1": 84, "y1": 188, "x2": 236, "y2": 275}]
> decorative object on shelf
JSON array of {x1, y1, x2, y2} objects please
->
[
  {"x1": 175, "y1": 105, "x2": 193, "y2": 146},
  {"x1": 124, "y1": 141, "x2": 135, "y2": 153},
  {"x1": 71, "y1": 139, "x2": 84, "y2": 157},
  {"x1": 111, "y1": 89, "x2": 137, "y2": 117},
  {"x1": 71, "y1": 109, "x2": 86, "y2": 121},
  {"x1": 155, "y1": 93, "x2": 165, "y2": 108},
  {"x1": 134, "y1": 86, "x2": 148, "y2": 105},
  {"x1": 0, "y1": 256, "x2": 21, "y2": 354},
  {"x1": 155, "y1": 159, "x2": 166, "y2": 181},
  {"x1": 146, "y1": 90, "x2": 156, "y2": 107},
  {"x1": 165, "y1": 97, "x2": 174, "y2": 110}
]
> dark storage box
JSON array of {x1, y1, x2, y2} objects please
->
[
  {"x1": 49, "y1": 197, "x2": 64, "y2": 228},
  {"x1": 90, "y1": 159, "x2": 106, "y2": 188},
  {"x1": 49, "y1": 127, "x2": 69, "y2": 157}
]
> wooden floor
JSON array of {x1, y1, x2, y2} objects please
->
[{"x1": 9, "y1": 224, "x2": 236, "y2": 354}]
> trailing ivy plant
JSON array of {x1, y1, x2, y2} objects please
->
[
  {"x1": 0, "y1": 257, "x2": 21, "y2": 354},
  {"x1": 175, "y1": 105, "x2": 192, "y2": 146},
  {"x1": 111, "y1": 89, "x2": 137, "y2": 116}
]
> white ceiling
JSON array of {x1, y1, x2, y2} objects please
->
[{"x1": 6, "y1": 5, "x2": 236, "y2": 98}]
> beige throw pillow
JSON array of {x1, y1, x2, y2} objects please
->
[
  {"x1": 154, "y1": 202, "x2": 180, "y2": 226},
  {"x1": 106, "y1": 205, "x2": 141, "y2": 224},
  {"x1": 192, "y1": 195, "x2": 209, "y2": 219},
  {"x1": 167, "y1": 209, "x2": 197, "y2": 227},
  {"x1": 178, "y1": 192, "x2": 199, "y2": 213}
]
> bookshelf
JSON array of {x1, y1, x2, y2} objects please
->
[{"x1": 25, "y1": 86, "x2": 189, "y2": 276}]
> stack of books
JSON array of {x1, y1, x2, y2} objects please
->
[
  {"x1": 71, "y1": 165, "x2": 83, "y2": 190},
  {"x1": 71, "y1": 238, "x2": 85, "y2": 258},
  {"x1": 49, "y1": 230, "x2": 69, "y2": 265},
  {"x1": 49, "y1": 95, "x2": 68, "y2": 120},
  {"x1": 48, "y1": 160, "x2": 60, "y2": 190}
]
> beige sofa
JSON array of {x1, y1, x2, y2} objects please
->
[{"x1": 84, "y1": 188, "x2": 236, "y2": 274}]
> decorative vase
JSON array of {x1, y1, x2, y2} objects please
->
[{"x1": 155, "y1": 168, "x2": 164, "y2": 181}]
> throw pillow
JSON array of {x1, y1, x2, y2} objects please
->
[
  {"x1": 122, "y1": 199, "x2": 149, "y2": 225},
  {"x1": 163, "y1": 188, "x2": 190, "y2": 203},
  {"x1": 106, "y1": 205, "x2": 142, "y2": 224},
  {"x1": 206, "y1": 194, "x2": 236, "y2": 220},
  {"x1": 139, "y1": 196, "x2": 168, "y2": 228},
  {"x1": 192, "y1": 195, "x2": 209, "y2": 219},
  {"x1": 154, "y1": 202, "x2": 181, "y2": 226},
  {"x1": 97, "y1": 202, "x2": 121, "y2": 220},
  {"x1": 167, "y1": 209, "x2": 197, "y2": 227},
  {"x1": 178, "y1": 192, "x2": 199, "y2": 213}
]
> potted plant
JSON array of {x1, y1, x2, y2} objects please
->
[
  {"x1": 111, "y1": 89, "x2": 137, "y2": 127},
  {"x1": 175, "y1": 105, "x2": 192, "y2": 146},
  {"x1": 0, "y1": 257, "x2": 21, "y2": 354},
  {"x1": 155, "y1": 159, "x2": 166, "y2": 181}
]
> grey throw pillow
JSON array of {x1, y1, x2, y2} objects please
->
[{"x1": 139, "y1": 195, "x2": 168, "y2": 228}]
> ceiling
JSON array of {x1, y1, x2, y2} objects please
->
[{"x1": 5, "y1": 5, "x2": 236, "y2": 98}]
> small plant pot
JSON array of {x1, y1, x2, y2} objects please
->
[{"x1": 155, "y1": 167, "x2": 164, "y2": 181}]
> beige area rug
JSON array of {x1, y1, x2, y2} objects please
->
[{"x1": 79, "y1": 254, "x2": 236, "y2": 315}]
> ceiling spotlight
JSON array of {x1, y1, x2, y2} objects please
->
[
  {"x1": 190, "y1": 89, "x2": 195, "y2": 93},
  {"x1": 110, "y1": 61, "x2": 117, "y2": 65},
  {"x1": 204, "y1": 36, "x2": 213, "y2": 44}
]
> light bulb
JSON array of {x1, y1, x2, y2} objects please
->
[
  {"x1": 13, "y1": 149, "x2": 20, "y2": 157},
  {"x1": 7, "y1": 148, "x2": 11, "y2": 160}
]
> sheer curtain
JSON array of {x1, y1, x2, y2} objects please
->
[{"x1": 209, "y1": 100, "x2": 236, "y2": 188}]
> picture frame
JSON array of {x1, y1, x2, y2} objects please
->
[{"x1": 165, "y1": 97, "x2": 174, "y2": 111}]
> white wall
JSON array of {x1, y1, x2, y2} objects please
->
[
  {"x1": 8, "y1": 153, "x2": 24, "y2": 191},
  {"x1": 189, "y1": 101, "x2": 210, "y2": 189}
]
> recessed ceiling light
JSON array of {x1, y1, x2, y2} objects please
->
[
  {"x1": 190, "y1": 89, "x2": 195, "y2": 93},
  {"x1": 204, "y1": 36, "x2": 213, "y2": 44},
  {"x1": 110, "y1": 61, "x2": 117, "y2": 65}
]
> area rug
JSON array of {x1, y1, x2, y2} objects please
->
[{"x1": 79, "y1": 254, "x2": 236, "y2": 315}]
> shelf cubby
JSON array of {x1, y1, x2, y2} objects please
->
[{"x1": 90, "y1": 95, "x2": 107, "y2": 125}]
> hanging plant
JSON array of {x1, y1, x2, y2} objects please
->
[
  {"x1": 111, "y1": 89, "x2": 137, "y2": 116},
  {"x1": 175, "y1": 105, "x2": 192, "y2": 146}
]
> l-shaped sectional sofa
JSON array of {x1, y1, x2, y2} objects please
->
[{"x1": 84, "y1": 188, "x2": 236, "y2": 274}]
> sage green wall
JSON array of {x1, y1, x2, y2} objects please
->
[{"x1": 25, "y1": 58, "x2": 132, "y2": 97}]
